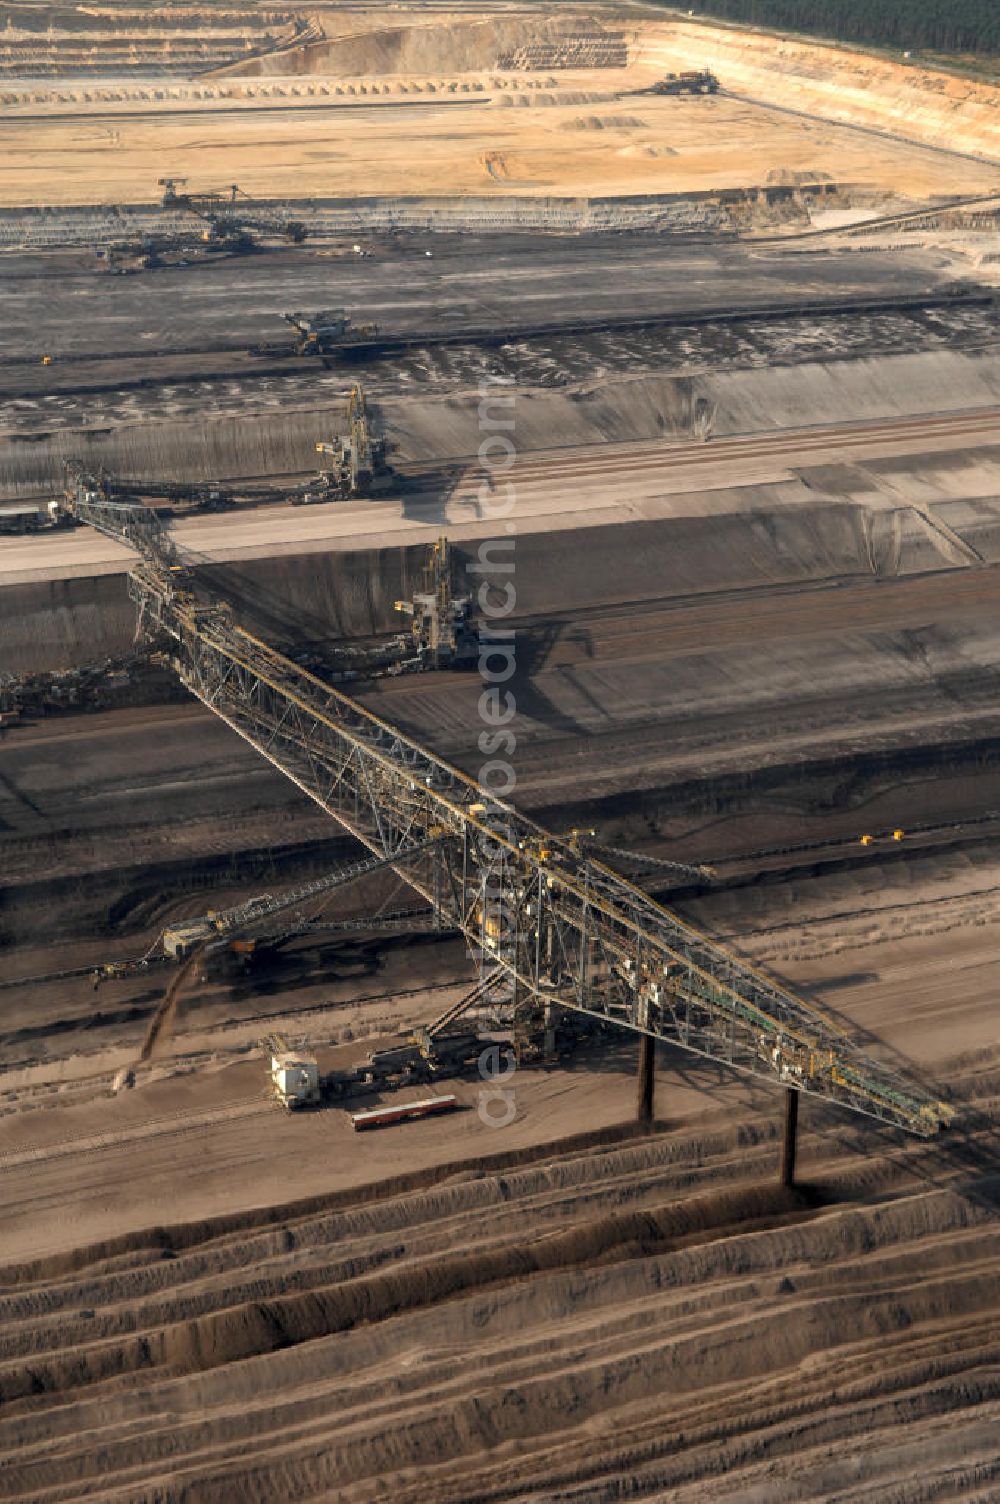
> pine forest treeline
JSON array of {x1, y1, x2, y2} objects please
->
[{"x1": 681, "y1": 2, "x2": 998, "y2": 56}]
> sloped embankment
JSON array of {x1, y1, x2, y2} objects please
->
[
  {"x1": 0, "y1": 1073, "x2": 997, "y2": 1502},
  {"x1": 634, "y1": 19, "x2": 1000, "y2": 162},
  {"x1": 224, "y1": 14, "x2": 609, "y2": 79}
]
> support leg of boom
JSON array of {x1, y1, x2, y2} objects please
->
[
  {"x1": 781, "y1": 1085, "x2": 799, "y2": 1188},
  {"x1": 637, "y1": 1033, "x2": 655, "y2": 1125}
]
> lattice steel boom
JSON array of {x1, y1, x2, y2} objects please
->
[{"x1": 67, "y1": 491, "x2": 952, "y2": 1137}]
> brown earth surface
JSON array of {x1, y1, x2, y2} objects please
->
[
  {"x1": 4, "y1": 6, "x2": 1000, "y2": 1498},
  {"x1": 4, "y1": 489, "x2": 1000, "y2": 1498},
  {"x1": 1, "y1": 824, "x2": 998, "y2": 1500}
]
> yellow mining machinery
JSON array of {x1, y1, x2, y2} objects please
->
[
  {"x1": 314, "y1": 384, "x2": 386, "y2": 499},
  {"x1": 394, "y1": 536, "x2": 478, "y2": 668},
  {"x1": 158, "y1": 177, "x2": 308, "y2": 251}
]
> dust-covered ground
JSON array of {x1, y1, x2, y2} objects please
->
[
  {"x1": 3, "y1": 4, "x2": 1000, "y2": 1498},
  {"x1": 2, "y1": 622, "x2": 1000, "y2": 1504},
  {"x1": 1, "y1": 801, "x2": 998, "y2": 1501},
  {"x1": 3, "y1": 269, "x2": 1000, "y2": 1501},
  {"x1": 3, "y1": 5, "x2": 999, "y2": 205}
]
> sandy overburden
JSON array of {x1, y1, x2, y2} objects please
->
[{"x1": 633, "y1": 18, "x2": 1000, "y2": 162}]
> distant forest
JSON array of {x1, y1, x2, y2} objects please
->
[{"x1": 681, "y1": 2, "x2": 999, "y2": 56}]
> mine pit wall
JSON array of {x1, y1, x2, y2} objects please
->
[
  {"x1": 4, "y1": 488, "x2": 1000, "y2": 679},
  {"x1": 0, "y1": 511, "x2": 856, "y2": 674},
  {"x1": 8, "y1": 546, "x2": 1000, "y2": 947},
  {"x1": 217, "y1": 14, "x2": 623, "y2": 79},
  {"x1": 8, "y1": 535, "x2": 1000, "y2": 882},
  {"x1": 632, "y1": 20, "x2": 1000, "y2": 164},
  {"x1": 0, "y1": 181, "x2": 849, "y2": 245},
  {"x1": 3, "y1": 346, "x2": 1000, "y2": 501},
  {"x1": 0, "y1": 574, "x2": 139, "y2": 677},
  {"x1": 4, "y1": 342, "x2": 1000, "y2": 673},
  {"x1": 539, "y1": 736, "x2": 1000, "y2": 861}
]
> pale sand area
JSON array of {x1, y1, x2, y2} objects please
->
[{"x1": 3, "y1": 83, "x2": 999, "y2": 208}]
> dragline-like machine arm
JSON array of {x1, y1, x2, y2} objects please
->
[
  {"x1": 92, "y1": 840, "x2": 443, "y2": 986},
  {"x1": 158, "y1": 178, "x2": 308, "y2": 245},
  {"x1": 57, "y1": 485, "x2": 953, "y2": 1139}
]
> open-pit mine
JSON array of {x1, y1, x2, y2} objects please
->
[{"x1": 1, "y1": 3, "x2": 999, "y2": 1500}]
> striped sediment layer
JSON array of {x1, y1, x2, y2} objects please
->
[
  {"x1": 3, "y1": 346, "x2": 1000, "y2": 499},
  {"x1": 0, "y1": 181, "x2": 853, "y2": 246},
  {"x1": 1, "y1": 1082, "x2": 998, "y2": 1500}
]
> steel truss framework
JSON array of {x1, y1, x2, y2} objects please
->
[
  {"x1": 76, "y1": 505, "x2": 952, "y2": 1138},
  {"x1": 198, "y1": 841, "x2": 443, "y2": 949}
]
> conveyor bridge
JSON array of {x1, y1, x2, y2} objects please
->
[{"x1": 61, "y1": 489, "x2": 952, "y2": 1137}]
